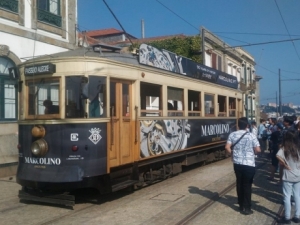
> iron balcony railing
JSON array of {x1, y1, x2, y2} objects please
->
[
  {"x1": 37, "y1": 9, "x2": 61, "y2": 27},
  {"x1": 0, "y1": 0, "x2": 18, "y2": 13}
]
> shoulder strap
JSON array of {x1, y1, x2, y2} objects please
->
[{"x1": 231, "y1": 132, "x2": 248, "y2": 150}]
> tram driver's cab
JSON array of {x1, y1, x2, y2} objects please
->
[{"x1": 25, "y1": 76, "x2": 107, "y2": 120}]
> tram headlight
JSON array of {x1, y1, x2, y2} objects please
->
[{"x1": 31, "y1": 138, "x2": 48, "y2": 157}]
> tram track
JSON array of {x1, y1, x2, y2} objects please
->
[
  {"x1": 175, "y1": 159, "x2": 283, "y2": 225},
  {"x1": 0, "y1": 157, "x2": 284, "y2": 225},
  {"x1": 38, "y1": 204, "x2": 96, "y2": 225}
]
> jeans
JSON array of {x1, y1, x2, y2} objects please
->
[
  {"x1": 234, "y1": 164, "x2": 256, "y2": 209},
  {"x1": 283, "y1": 181, "x2": 300, "y2": 219}
]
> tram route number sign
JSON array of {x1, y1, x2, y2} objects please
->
[{"x1": 24, "y1": 63, "x2": 56, "y2": 76}]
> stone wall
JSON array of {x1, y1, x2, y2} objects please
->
[{"x1": 0, "y1": 124, "x2": 18, "y2": 177}]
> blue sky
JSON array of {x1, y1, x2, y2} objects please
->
[{"x1": 77, "y1": 0, "x2": 300, "y2": 106}]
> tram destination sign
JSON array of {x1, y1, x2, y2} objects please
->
[
  {"x1": 24, "y1": 63, "x2": 56, "y2": 76},
  {"x1": 139, "y1": 44, "x2": 238, "y2": 89}
]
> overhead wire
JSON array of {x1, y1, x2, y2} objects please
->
[
  {"x1": 274, "y1": 0, "x2": 300, "y2": 61},
  {"x1": 155, "y1": 0, "x2": 250, "y2": 44},
  {"x1": 154, "y1": 0, "x2": 300, "y2": 79},
  {"x1": 213, "y1": 31, "x2": 300, "y2": 37}
]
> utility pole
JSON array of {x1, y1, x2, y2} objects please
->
[
  {"x1": 250, "y1": 68, "x2": 253, "y2": 121},
  {"x1": 279, "y1": 69, "x2": 282, "y2": 116},
  {"x1": 276, "y1": 91, "x2": 278, "y2": 116},
  {"x1": 244, "y1": 63, "x2": 248, "y2": 120}
]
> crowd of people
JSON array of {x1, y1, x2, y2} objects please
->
[{"x1": 225, "y1": 115, "x2": 300, "y2": 224}]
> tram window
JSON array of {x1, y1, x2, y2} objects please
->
[
  {"x1": 218, "y1": 95, "x2": 227, "y2": 117},
  {"x1": 229, "y1": 97, "x2": 236, "y2": 117},
  {"x1": 65, "y1": 76, "x2": 86, "y2": 118},
  {"x1": 168, "y1": 87, "x2": 183, "y2": 116},
  {"x1": 140, "y1": 82, "x2": 162, "y2": 116},
  {"x1": 88, "y1": 76, "x2": 106, "y2": 118},
  {"x1": 188, "y1": 90, "x2": 201, "y2": 116},
  {"x1": 28, "y1": 79, "x2": 60, "y2": 116},
  {"x1": 122, "y1": 83, "x2": 130, "y2": 117},
  {"x1": 204, "y1": 93, "x2": 215, "y2": 116}
]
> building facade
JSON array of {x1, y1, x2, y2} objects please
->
[
  {"x1": 0, "y1": 0, "x2": 77, "y2": 177},
  {"x1": 202, "y1": 27, "x2": 260, "y2": 122}
]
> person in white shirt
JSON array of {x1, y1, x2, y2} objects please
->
[{"x1": 225, "y1": 117, "x2": 261, "y2": 215}]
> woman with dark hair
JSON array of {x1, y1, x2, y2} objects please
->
[
  {"x1": 225, "y1": 117, "x2": 261, "y2": 215},
  {"x1": 276, "y1": 130, "x2": 300, "y2": 224}
]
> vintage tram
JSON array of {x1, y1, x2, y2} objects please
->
[{"x1": 16, "y1": 43, "x2": 242, "y2": 206}]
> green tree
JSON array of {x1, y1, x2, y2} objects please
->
[{"x1": 130, "y1": 35, "x2": 202, "y2": 63}]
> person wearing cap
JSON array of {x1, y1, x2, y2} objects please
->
[{"x1": 268, "y1": 122, "x2": 284, "y2": 181}]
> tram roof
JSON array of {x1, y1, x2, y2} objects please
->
[{"x1": 24, "y1": 47, "x2": 140, "y2": 66}]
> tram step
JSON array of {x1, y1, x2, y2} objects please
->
[
  {"x1": 18, "y1": 189, "x2": 75, "y2": 207},
  {"x1": 112, "y1": 180, "x2": 139, "y2": 192}
]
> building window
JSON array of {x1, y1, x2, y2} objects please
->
[
  {"x1": 0, "y1": 0, "x2": 18, "y2": 13},
  {"x1": 211, "y1": 53, "x2": 222, "y2": 71},
  {"x1": 37, "y1": 0, "x2": 62, "y2": 27},
  {"x1": 0, "y1": 57, "x2": 17, "y2": 121}
]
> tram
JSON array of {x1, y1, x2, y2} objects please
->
[{"x1": 16, "y1": 43, "x2": 242, "y2": 206}]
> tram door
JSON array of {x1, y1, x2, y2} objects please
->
[{"x1": 109, "y1": 80, "x2": 133, "y2": 167}]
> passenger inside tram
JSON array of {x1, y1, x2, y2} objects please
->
[{"x1": 43, "y1": 99, "x2": 59, "y2": 114}]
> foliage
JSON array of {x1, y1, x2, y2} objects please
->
[{"x1": 130, "y1": 35, "x2": 202, "y2": 63}]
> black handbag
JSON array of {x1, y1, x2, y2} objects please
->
[{"x1": 230, "y1": 132, "x2": 248, "y2": 151}]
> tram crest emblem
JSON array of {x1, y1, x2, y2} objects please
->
[{"x1": 88, "y1": 128, "x2": 102, "y2": 145}]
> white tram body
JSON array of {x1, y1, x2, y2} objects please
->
[{"x1": 16, "y1": 44, "x2": 242, "y2": 206}]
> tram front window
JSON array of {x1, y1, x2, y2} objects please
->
[
  {"x1": 88, "y1": 76, "x2": 106, "y2": 118},
  {"x1": 28, "y1": 79, "x2": 60, "y2": 116},
  {"x1": 65, "y1": 76, "x2": 106, "y2": 118}
]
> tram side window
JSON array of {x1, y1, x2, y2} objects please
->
[
  {"x1": 140, "y1": 82, "x2": 162, "y2": 116},
  {"x1": 188, "y1": 90, "x2": 201, "y2": 116},
  {"x1": 229, "y1": 97, "x2": 236, "y2": 117},
  {"x1": 204, "y1": 93, "x2": 215, "y2": 117},
  {"x1": 168, "y1": 87, "x2": 183, "y2": 116},
  {"x1": 218, "y1": 95, "x2": 227, "y2": 117},
  {"x1": 28, "y1": 79, "x2": 60, "y2": 116},
  {"x1": 65, "y1": 76, "x2": 87, "y2": 118},
  {"x1": 88, "y1": 76, "x2": 106, "y2": 118}
]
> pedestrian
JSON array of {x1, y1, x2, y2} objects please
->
[
  {"x1": 257, "y1": 119, "x2": 267, "y2": 155},
  {"x1": 267, "y1": 118, "x2": 278, "y2": 154},
  {"x1": 251, "y1": 121, "x2": 258, "y2": 138},
  {"x1": 276, "y1": 130, "x2": 300, "y2": 224},
  {"x1": 225, "y1": 117, "x2": 261, "y2": 215},
  {"x1": 279, "y1": 116, "x2": 297, "y2": 182},
  {"x1": 283, "y1": 116, "x2": 296, "y2": 133},
  {"x1": 267, "y1": 123, "x2": 283, "y2": 181}
]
